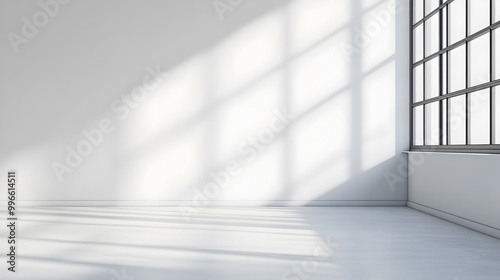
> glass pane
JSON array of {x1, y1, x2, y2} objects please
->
[
  {"x1": 425, "y1": 57, "x2": 440, "y2": 99},
  {"x1": 495, "y1": 0, "x2": 500, "y2": 23},
  {"x1": 495, "y1": 87, "x2": 500, "y2": 144},
  {"x1": 469, "y1": 89, "x2": 490, "y2": 144},
  {"x1": 425, "y1": 0, "x2": 440, "y2": 15},
  {"x1": 449, "y1": 0, "x2": 466, "y2": 45},
  {"x1": 425, "y1": 102, "x2": 440, "y2": 145},
  {"x1": 442, "y1": 6, "x2": 448, "y2": 46},
  {"x1": 414, "y1": 0, "x2": 424, "y2": 23},
  {"x1": 414, "y1": 25, "x2": 424, "y2": 62},
  {"x1": 414, "y1": 65, "x2": 424, "y2": 102},
  {"x1": 470, "y1": 33, "x2": 490, "y2": 87},
  {"x1": 442, "y1": 100, "x2": 448, "y2": 144},
  {"x1": 441, "y1": 54, "x2": 447, "y2": 94},
  {"x1": 414, "y1": 106, "x2": 424, "y2": 145},
  {"x1": 449, "y1": 95, "x2": 466, "y2": 144},
  {"x1": 470, "y1": 0, "x2": 490, "y2": 35},
  {"x1": 449, "y1": 44, "x2": 466, "y2": 92},
  {"x1": 426, "y1": 13, "x2": 440, "y2": 55},
  {"x1": 495, "y1": 30, "x2": 500, "y2": 80}
]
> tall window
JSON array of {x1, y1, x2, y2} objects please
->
[{"x1": 411, "y1": 0, "x2": 500, "y2": 153}]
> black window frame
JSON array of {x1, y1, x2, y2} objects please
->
[{"x1": 410, "y1": 0, "x2": 500, "y2": 154}]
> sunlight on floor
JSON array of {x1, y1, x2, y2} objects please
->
[{"x1": 3, "y1": 207, "x2": 500, "y2": 280}]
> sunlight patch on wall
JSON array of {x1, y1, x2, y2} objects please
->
[
  {"x1": 290, "y1": 29, "x2": 351, "y2": 116},
  {"x1": 361, "y1": 0, "x2": 396, "y2": 72},
  {"x1": 220, "y1": 138, "x2": 285, "y2": 201},
  {"x1": 116, "y1": 123, "x2": 206, "y2": 200},
  {"x1": 122, "y1": 54, "x2": 206, "y2": 153},
  {"x1": 288, "y1": 0, "x2": 350, "y2": 54},
  {"x1": 214, "y1": 72, "x2": 283, "y2": 166},
  {"x1": 361, "y1": 61, "x2": 396, "y2": 171},
  {"x1": 212, "y1": 12, "x2": 285, "y2": 99},
  {"x1": 289, "y1": 90, "x2": 351, "y2": 201}
]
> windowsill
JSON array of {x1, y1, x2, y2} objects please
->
[{"x1": 402, "y1": 151, "x2": 500, "y2": 157}]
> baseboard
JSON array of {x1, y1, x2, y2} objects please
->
[
  {"x1": 0, "y1": 200, "x2": 407, "y2": 207},
  {"x1": 407, "y1": 201, "x2": 500, "y2": 239}
]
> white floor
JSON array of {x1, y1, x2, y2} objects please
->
[{"x1": 2, "y1": 207, "x2": 500, "y2": 280}]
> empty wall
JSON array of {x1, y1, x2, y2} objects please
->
[
  {"x1": 0, "y1": 0, "x2": 409, "y2": 206},
  {"x1": 408, "y1": 152, "x2": 500, "y2": 238}
]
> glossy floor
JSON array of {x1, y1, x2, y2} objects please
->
[{"x1": 2, "y1": 207, "x2": 500, "y2": 279}]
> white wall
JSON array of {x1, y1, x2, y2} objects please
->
[
  {"x1": 408, "y1": 152, "x2": 500, "y2": 238},
  {"x1": 0, "y1": 0, "x2": 409, "y2": 205}
]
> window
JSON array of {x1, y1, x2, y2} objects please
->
[{"x1": 411, "y1": 0, "x2": 500, "y2": 153}]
